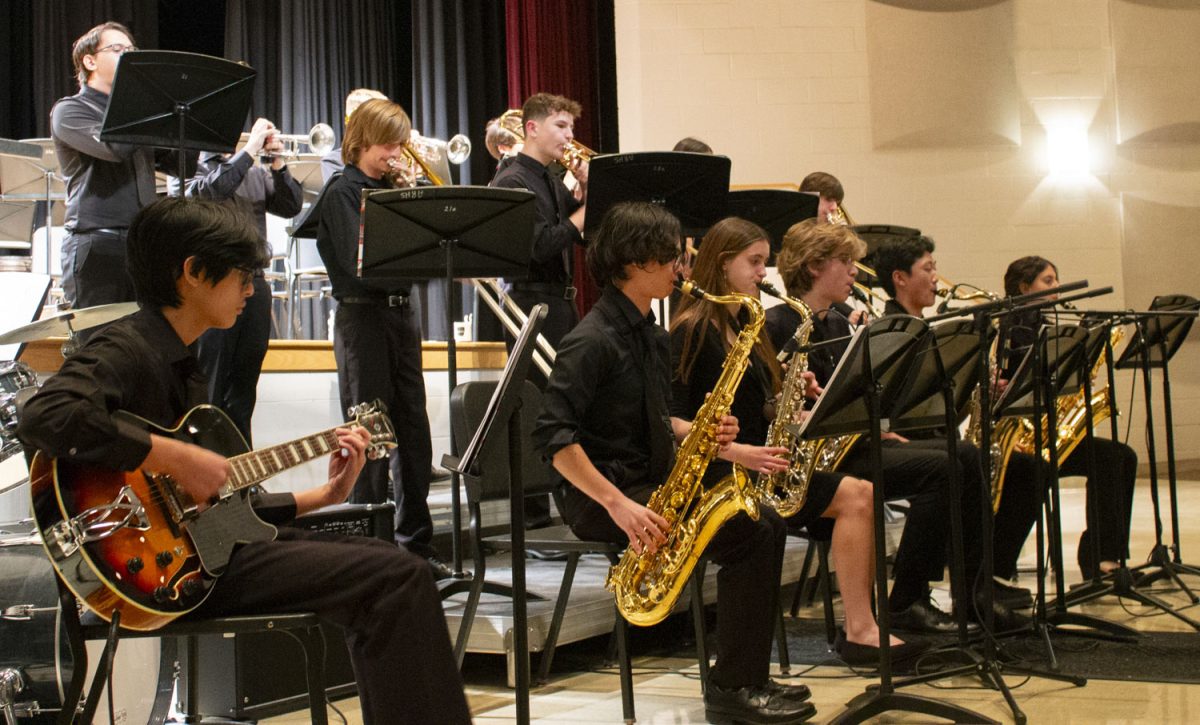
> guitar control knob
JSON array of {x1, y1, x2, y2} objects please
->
[
  {"x1": 152, "y1": 586, "x2": 172, "y2": 603},
  {"x1": 181, "y1": 579, "x2": 203, "y2": 599},
  {"x1": 155, "y1": 551, "x2": 174, "y2": 568},
  {"x1": 125, "y1": 557, "x2": 144, "y2": 574}
]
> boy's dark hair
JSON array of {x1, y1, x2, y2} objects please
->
[
  {"x1": 799, "y1": 171, "x2": 844, "y2": 203},
  {"x1": 672, "y1": 136, "x2": 713, "y2": 154},
  {"x1": 587, "y1": 202, "x2": 681, "y2": 287},
  {"x1": 72, "y1": 21, "x2": 135, "y2": 85},
  {"x1": 873, "y1": 235, "x2": 935, "y2": 297},
  {"x1": 127, "y1": 197, "x2": 267, "y2": 309},
  {"x1": 522, "y1": 93, "x2": 582, "y2": 122},
  {"x1": 1004, "y1": 255, "x2": 1056, "y2": 298}
]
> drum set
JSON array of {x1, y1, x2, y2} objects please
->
[{"x1": 0, "y1": 304, "x2": 174, "y2": 724}]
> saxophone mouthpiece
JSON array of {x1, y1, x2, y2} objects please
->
[
  {"x1": 675, "y1": 278, "x2": 706, "y2": 300},
  {"x1": 757, "y1": 280, "x2": 782, "y2": 298}
]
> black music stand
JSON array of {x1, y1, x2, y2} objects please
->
[
  {"x1": 797, "y1": 315, "x2": 994, "y2": 725},
  {"x1": 442, "y1": 303, "x2": 547, "y2": 725},
  {"x1": 359, "y1": 186, "x2": 536, "y2": 577},
  {"x1": 99, "y1": 51, "x2": 255, "y2": 190},
  {"x1": 850, "y1": 224, "x2": 921, "y2": 287},
  {"x1": 723, "y1": 189, "x2": 818, "y2": 259},
  {"x1": 585, "y1": 151, "x2": 731, "y2": 237},
  {"x1": 1115, "y1": 295, "x2": 1200, "y2": 602}
]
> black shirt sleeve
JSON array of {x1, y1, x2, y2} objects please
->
[{"x1": 534, "y1": 325, "x2": 615, "y2": 462}]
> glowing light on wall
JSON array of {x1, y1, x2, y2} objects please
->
[{"x1": 1045, "y1": 122, "x2": 1091, "y2": 178}]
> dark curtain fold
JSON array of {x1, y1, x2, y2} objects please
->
[
  {"x1": 504, "y1": 0, "x2": 618, "y2": 317},
  {"x1": 224, "y1": 0, "x2": 411, "y2": 143}
]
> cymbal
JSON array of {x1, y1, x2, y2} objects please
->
[{"x1": 0, "y1": 302, "x2": 139, "y2": 345}]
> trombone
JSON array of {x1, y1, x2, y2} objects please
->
[{"x1": 471, "y1": 278, "x2": 557, "y2": 379}]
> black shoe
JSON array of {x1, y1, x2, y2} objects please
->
[
  {"x1": 430, "y1": 465, "x2": 452, "y2": 482},
  {"x1": 704, "y1": 682, "x2": 817, "y2": 724},
  {"x1": 991, "y1": 580, "x2": 1033, "y2": 610},
  {"x1": 763, "y1": 679, "x2": 811, "y2": 705},
  {"x1": 837, "y1": 637, "x2": 930, "y2": 667},
  {"x1": 889, "y1": 598, "x2": 975, "y2": 635},
  {"x1": 427, "y1": 556, "x2": 455, "y2": 580},
  {"x1": 968, "y1": 591, "x2": 1031, "y2": 633}
]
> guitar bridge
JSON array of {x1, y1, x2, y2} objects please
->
[{"x1": 46, "y1": 485, "x2": 152, "y2": 557}]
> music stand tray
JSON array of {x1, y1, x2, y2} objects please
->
[
  {"x1": 585, "y1": 151, "x2": 731, "y2": 238},
  {"x1": 1115, "y1": 294, "x2": 1198, "y2": 369},
  {"x1": 724, "y1": 189, "x2": 818, "y2": 259},
  {"x1": 993, "y1": 323, "x2": 1087, "y2": 419},
  {"x1": 889, "y1": 319, "x2": 982, "y2": 433}
]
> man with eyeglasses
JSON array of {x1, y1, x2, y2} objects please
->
[{"x1": 51, "y1": 21, "x2": 183, "y2": 311}]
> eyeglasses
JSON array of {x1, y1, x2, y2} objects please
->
[
  {"x1": 235, "y1": 267, "x2": 256, "y2": 287},
  {"x1": 95, "y1": 43, "x2": 137, "y2": 55}
]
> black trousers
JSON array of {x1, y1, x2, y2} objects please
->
[
  {"x1": 193, "y1": 527, "x2": 470, "y2": 725},
  {"x1": 839, "y1": 437, "x2": 987, "y2": 610},
  {"x1": 195, "y1": 276, "x2": 272, "y2": 444},
  {"x1": 505, "y1": 289, "x2": 578, "y2": 527},
  {"x1": 993, "y1": 437, "x2": 1137, "y2": 579},
  {"x1": 567, "y1": 487, "x2": 787, "y2": 690},
  {"x1": 63, "y1": 229, "x2": 136, "y2": 309},
  {"x1": 333, "y1": 301, "x2": 436, "y2": 558}
]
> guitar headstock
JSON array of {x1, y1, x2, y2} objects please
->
[{"x1": 347, "y1": 400, "x2": 398, "y2": 460}]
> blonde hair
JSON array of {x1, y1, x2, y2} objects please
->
[
  {"x1": 342, "y1": 99, "x2": 411, "y2": 165},
  {"x1": 776, "y1": 219, "x2": 866, "y2": 297},
  {"x1": 344, "y1": 88, "x2": 388, "y2": 124}
]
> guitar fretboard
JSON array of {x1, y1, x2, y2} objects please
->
[{"x1": 223, "y1": 428, "x2": 343, "y2": 494}]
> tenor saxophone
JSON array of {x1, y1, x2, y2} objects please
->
[
  {"x1": 606, "y1": 280, "x2": 764, "y2": 627},
  {"x1": 756, "y1": 282, "x2": 859, "y2": 516}
]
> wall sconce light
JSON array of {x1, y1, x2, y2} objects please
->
[{"x1": 1046, "y1": 122, "x2": 1091, "y2": 177}]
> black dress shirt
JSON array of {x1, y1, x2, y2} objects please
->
[
  {"x1": 188, "y1": 150, "x2": 304, "y2": 246},
  {"x1": 17, "y1": 308, "x2": 294, "y2": 522},
  {"x1": 883, "y1": 299, "x2": 907, "y2": 317},
  {"x1": 316, "y1": 164, "x2": 409, "y2": 300},
  {"x1": 51, "y1": 86, "x2": 167, "y2": 233},
  {"x1": 490, "y1": 152, "x2": 583, "y2": 284},
  {"x1": 534, "y1": 285, "x2": 673, "y2": 496},
  {"x1": 766, "y1": 304, "x2": 852, "y2": 390}
]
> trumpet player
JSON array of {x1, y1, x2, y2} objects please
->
[
  {"x1": 185, "y1": 116, "x2": 303, "y2": 443},
  {"x1": 534, "y1": 202, "x2": 816, "y2": 724},
  {"x1": 768, "y1": 221, "x2": 1031, "y2": 634},
  {"x1": 315, "y1": 99, "x2": 449, "y2": 580},
  {"x1": 799, "y1": 171, "x2": 845, "y2": 225}
]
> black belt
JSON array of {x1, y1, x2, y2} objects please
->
[
  {"x1": 511, "y1": 282, "x2": 577, "y2": 301},
  {"x1": 338, "y1": 294, "x2": 410, "y2": 308},
  {"x1": 69, "y1": 227, "x2": 126, "y2": 237}
]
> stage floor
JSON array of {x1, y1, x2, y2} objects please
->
[{"x1": 263, "y1": 476, "x2": 1200, "y2": 724}]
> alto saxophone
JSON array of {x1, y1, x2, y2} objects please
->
[
  {"x1": 606, "y1": 280, "x2": 764, "y2": 627},
  {"x1": 756, "y1": 282, "x2": 859, "y2": 516}
]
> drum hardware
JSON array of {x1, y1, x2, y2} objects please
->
[
  {"x1": 0, "y1": 301, "x2": 138, "y2": 358},
  {"x1": 2, "y1": 603, "x2": 57, "y2": 621}
]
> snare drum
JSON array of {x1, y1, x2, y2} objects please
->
[
  {"x1": 0, "y1": 362, "x2": 37, "y2": 396},
  {"x1": 0, "y1": 530, "x2": 173, "y2": 724}
]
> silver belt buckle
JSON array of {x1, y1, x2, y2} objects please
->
[{"x1": 563, "y1": 286, "x2": 577, "y2": 301}]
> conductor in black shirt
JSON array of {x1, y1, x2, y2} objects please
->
[
  {"x1": 316, "y1": 99, "x2": 446, "y2": 578},
  {"x1": 17, "y1": 197, "x2": 471, "y2": 725},
  {"x1": 534, "y1": 202, "x2": 816, "y2": 724},
  {"x1": 187, "y1": 117, "x2": 304, "y2": 443}
]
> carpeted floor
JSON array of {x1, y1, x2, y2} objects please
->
[{"x1": 780, "y1": 617, "x2": 1200, "y2": 685}]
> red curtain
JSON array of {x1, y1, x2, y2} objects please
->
[{"x1": 505, "y1": 0, "x2": 602, "y2": 317}]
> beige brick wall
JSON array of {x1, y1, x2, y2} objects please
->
[{"x1": 614, "y1": 0, "x2": 1200, "y2": 461}]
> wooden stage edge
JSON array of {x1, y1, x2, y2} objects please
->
[{"x1": 19, "y1": 338, "x2": 509, "y2": 374}]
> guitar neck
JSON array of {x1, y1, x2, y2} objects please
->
[{"x1": 223, "y1": 428, "x2": 343, "y2": 494}]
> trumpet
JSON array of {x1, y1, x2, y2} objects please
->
[
  {"x1": 496, "y1": 108, "x2": 597, "y2": 168},
  {"x1": 827, "y1": 203, "x2": 854, "y2": 226},
  {"x1": 388, "y1": 132, "x2": 473, "y2": 187},
  {"x1": 240, "y1": 123, "x2": 336, "y2": 162}
]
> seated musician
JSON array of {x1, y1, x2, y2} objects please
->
[
  {"x1": 767, "y1": 220, "x2": 1029, "y2": 633},
  {"x1": 991, "y1": 256, "x2": 1137, "y2": 581},
  {"x1": 16, "y1": 197, "x2": 471, "y2": 725},
  {"x1": 534, "y1": 202, "x2": 816, "y2": 724},
  {"x1": 670, "y1": 217, "x2": 926, "y2": 666}
]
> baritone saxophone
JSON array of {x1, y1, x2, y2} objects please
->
[{"x1": 606, "y1": 280, "x2": 764, "y2": 627}]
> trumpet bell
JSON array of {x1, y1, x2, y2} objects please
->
[
  {"x1": 308, "y1": 123, "x2": 336, "y2": 157},
  {"x1": 446, "y1": 134, "x2": 472, "y2": 165}
]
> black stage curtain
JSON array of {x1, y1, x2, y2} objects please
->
[{"x1": 224, "y1": 0, "x2": 412, "y2": 143}]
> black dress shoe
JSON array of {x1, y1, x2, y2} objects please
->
[
  {"x1": 889, "y1": 599, "x2": 976, "y2": 635},
  {"x1": 969, "y1": 592, "x2": 1031, "y2": 633},
  {"x1": 763, "y1": 679, "x2": 811, "y2": 704},
  {"x1": 837, "y1": 638, "x2": 930, "y2": 667},
  {"x1": 990, "y1": 580, "x2": 1033, "y2": 610},
  {"x1": 427, "y1": 556, "x2": 455, "y2": 580},
  {"x1": 704, "y1": 682, "x2": 817, "y2": 724}
]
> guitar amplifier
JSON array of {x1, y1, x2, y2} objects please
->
[{"x1": 195, "y1": 502, "x2": 395, "y2": 719}]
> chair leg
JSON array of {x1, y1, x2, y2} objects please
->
[
  {"x1": 297, "y1": 624, "x2": 329, "y2": 725},
  {"x1": 791, "y1": 539, "x2": 816, "y2": 617},
  {"x1": 691, "y1": 560, "x2": 710, "y2": 693},
  {"x1": 54, "y1": 580, "x2": 87, "y2": 725},
  {"x1": 614, "y1": 606, "x2": 635, "y2": 725},
  {"x1": 775, "y1": 595, "x2": 791, "y2": 675},
  {"x1": 817, "y1": 540, "x2": 837, "y2": 645},
  {"x1": 537, "y1": 552, "x2": 580, "y2": 684},
  {"x1": 452, "y1": 557, "x2": 488, "y2": 668}
]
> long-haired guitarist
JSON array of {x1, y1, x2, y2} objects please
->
[{"x1": 17, "y1": 197, "x2": 471, "y2": 725}]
